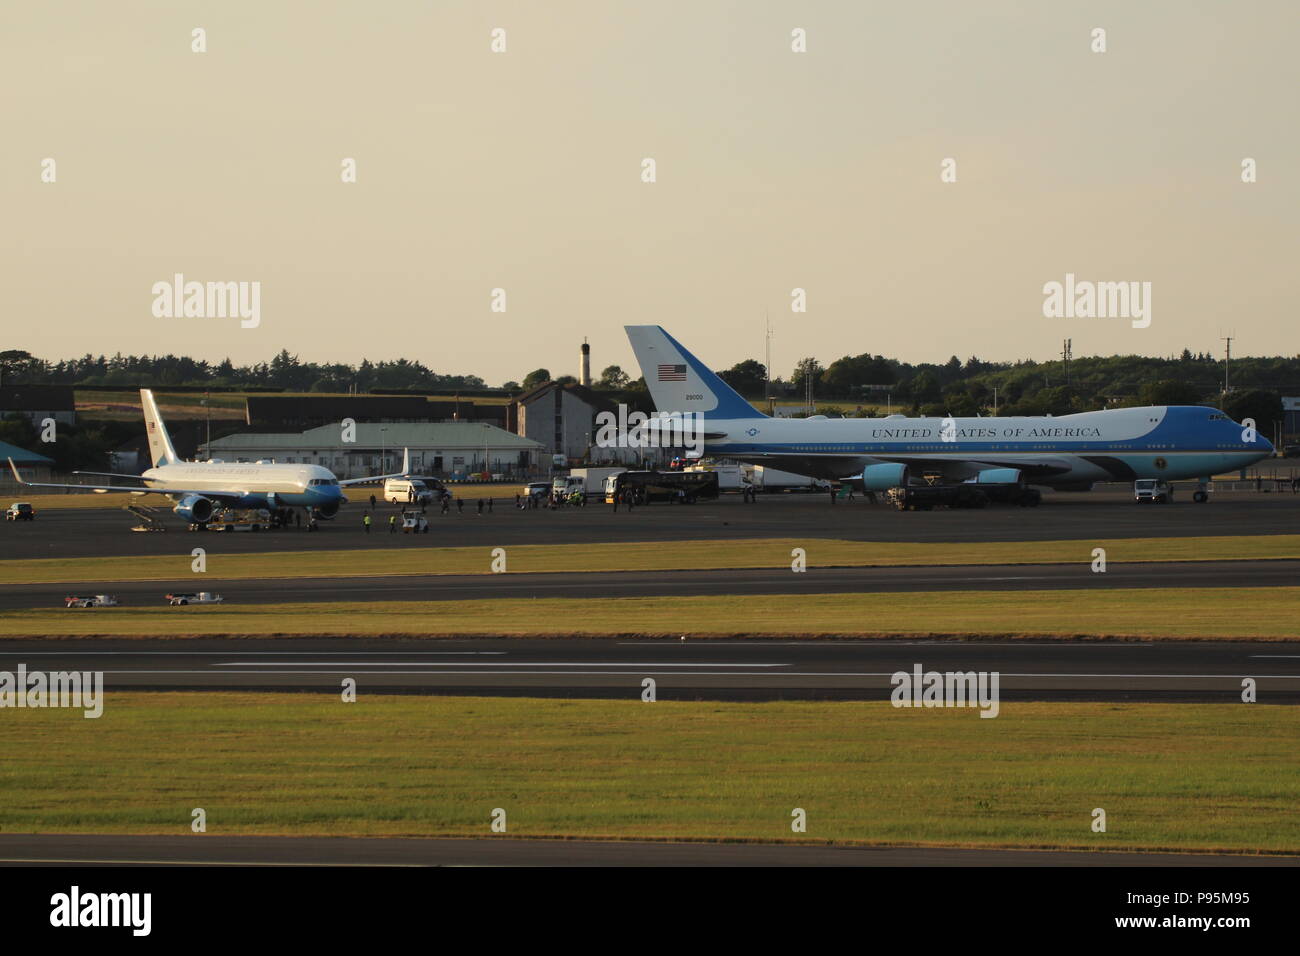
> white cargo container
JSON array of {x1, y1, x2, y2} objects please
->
[
  {"x1": 683, "y1": 464, "x2": 749, "y2": 491},
  {"x1": 559, "y1": 467, "x2": 627, "y2": 497},
  {"x1": 751, "y1": 465, "x2": 827, "y2": 492}
]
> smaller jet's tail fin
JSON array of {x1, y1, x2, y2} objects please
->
[
  {"x1": 140, "y1": 389, "x2": 180, "y2": 467},
  {"x1": 8, "y1": 458, "x2": 30, "y2": 485},
  {"x1": 401, "y1": 447, "x2": 411, "y2": 476},
  {"x1": 624, "y1": 326, "x2": 767, "y2": 420}
]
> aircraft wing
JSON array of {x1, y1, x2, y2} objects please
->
[
  {"x1": 8, "y1": 459, "x2": 246, "y2": 500},
  {"x1": 726, "y1": 452, "x2": 1074, "y2": 482},
  {"x1": 869, "y1": 454, "x2": 1075, "y2": 481},
  {"x1": 338, "y1": 447, "x2": 412, "y2": 486},
  {"x1": 72, "y1": 470, "x2": 156, "y2": 481},
  {"x1": 727, "y1": 453, "x2": 869, "y2": 481}
]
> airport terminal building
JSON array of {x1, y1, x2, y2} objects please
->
[{"x1": 200, "y1": 422, "x2": 545, "y2": 481}]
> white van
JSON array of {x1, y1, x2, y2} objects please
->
[{"x1": 385, "y1": 478, "x2": 434, "y2": 505}]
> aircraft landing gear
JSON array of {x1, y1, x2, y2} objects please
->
[{"x1": 1193, "y1": 482, "x2": 1209, "y2": 503}]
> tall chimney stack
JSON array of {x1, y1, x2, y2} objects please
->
[{"x1": 580, "y1": 338, "x2": 591, "y2": 387}]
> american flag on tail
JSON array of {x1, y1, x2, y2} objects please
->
[{"x1": 657, "y1": 364, "x2": 687, "y2": 382}]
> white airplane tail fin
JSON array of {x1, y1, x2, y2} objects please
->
[
  {"x1": 624, "y1": 326, "x2": 767, "y2": 420},
  {"x1": 140, "y1": 389, "x2": 180, "y2": 467}
]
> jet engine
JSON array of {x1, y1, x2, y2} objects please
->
[
  {"x1": 313, "y1": 498, "x2": 340, "y2": 519},
  {"x1": 859, "y1": 463, "x2": 910, "y2": 491},
  {"x1": 173, "y1": 494, "x2": 214, "y2": 523},
  {"x1": 973, "y1": 468, "x2": 1022, "y2": 484}
]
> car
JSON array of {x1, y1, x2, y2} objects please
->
[
  {"x1": 65, "y1": 594, "x2": 118, "y2": 608},
  {"x1": 1134, "y1": 479, "x2": 1174, "y2": 503},
  {"x1": 385, "y1": 477, "x2": 438, "y2": 505},
  {"x1": 522, "y1": 481, "x2": 551, "y2": 499},
  {"x1": 401, "y1": 513, "x2": 430, "y2": 533},
  {"x1": 5, "y1": 502, "x2": 35, "y2": 521},
  {"x1": 1283, "y1": 444, "x2": 1300, "y2": 458},
  {"x1": 166, "y1": 591, "x2": 224, "y2": 606}
]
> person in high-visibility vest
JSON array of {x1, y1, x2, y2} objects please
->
[{"x1": 363, "y1": 512, "x2": 372, "y2": 533}]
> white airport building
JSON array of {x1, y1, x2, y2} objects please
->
[{"x1": 200, "y1": 422, "x2": 545, "y2": 480}]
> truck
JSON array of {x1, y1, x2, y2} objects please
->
[
  {"x1": 554, "y1": 467, "x2": 627, "y2": 500},
  {"x1": 683, "y1": 464, "x2": 749, "y2": 491},
  {"x1": 166, "y1": 591, "x2": 224, "y2": 606},
  {"x1": 886, "y1": 483, "x2": 1041, "y2": 511},
  {"x1": 65, "y1": 594, "x2": 119, "y2": 608},
  {"x1": 604, "y1": 470, "x2": 720, "y2": 505},
  {"x1": 1133, "y1": 479, "x2": 1174, "y2": 503},
  {"x1": 208, "y1": 507, "x2": 273, "y2": 532}
]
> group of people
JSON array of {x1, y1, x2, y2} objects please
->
[{"x1": 360, "y1": 491, "x2": 494, "y2": 532}]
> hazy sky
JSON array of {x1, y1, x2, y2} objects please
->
[{"x1": 3, "y1": 1, "x2": 1296, "y2": 386}]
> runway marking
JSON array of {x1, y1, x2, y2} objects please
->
[
  {"x1": 0, "y1": 650, "x2": 507, "y2": 656},
  {"x1": 0, "y1": 858, "x2": 417, "y2": 867},
  {"x1": 97, "y1": 669, "x2": 1300, "y2": 678},
  {"x1": 616, "y1": 641, "x2": 1163, "y2": 648},
  {"x1": 212, "y1": 661, "x2": 790, "y2": 668},
  {"x1": 1251, "y1": 655, "x2": 1300, "y2": 659}
]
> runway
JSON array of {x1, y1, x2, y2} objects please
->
[
  {"x1": 1, "y1": 833, "x2": 1293, "y2": 866},
  {"x1": 4, "y1": 636, "x2": 1298, "y2": 701},
  {"x1": 3, "y1": 488, "x2": 1296, "y2": 560},
  {"x1": 4, "y1": 559, "x2": 1297, "y2": 610}
]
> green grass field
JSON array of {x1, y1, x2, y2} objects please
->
[
  {"x1": 2, "y1": 693, "x2": 1293, "y2": 853},
  {"x1": 2, "y1": 535, "x2": 1296, "y2": 586},
  {"x1": 2, "y1": 587, "x2": 1295, "y2": 639}
]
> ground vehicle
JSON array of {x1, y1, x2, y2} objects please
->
[
  {"x1": 523, "y1": 481, "x2": 552, "y2": 499},
  {"x1": 401, "y1": 513, "x2": 430, "y2": 533},
  {"x1": 750, "y1": 466, "x2": 829, "y2": 493},
  {"x1": 207, "y1": 507, "x2": 272, "y2": 531},
  {"x1": 684, "y1": 464, "x2": 748, "y2": 491},
  {"x1": 5, "y1": 502, "x2": 34, "y2": 521},
  {"x1": 166, "y1": 591, "x2": 224, "y2": 606},
  {"x1": 65, "y1": 594, "x2": 118, "y2": 608},
  {"x1": 1134, "y1": 479, "x2": 1174, "y2": 503},
  {"x1": 554, "y1": 467, "x2": 626, "y2": 500},
  {"x1": 385, "y1": 477, "x2": 437, "y2": 505},
  {"x1": 604, "y1": 470, "x2": 720, "y2": 504},
  {"x1": 1283, "y1": 444, "x2": 1300, "y2": 458}
]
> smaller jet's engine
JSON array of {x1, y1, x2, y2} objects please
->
[
  {"x1": 974, "y1": 468, "x2": 1022, "y2": 485},
  {"x1": 314, "y1": 498, "x2": 340, "y2": 519},
  {"x1": 859, "y1": 463, "x2": 910, "y2": 491},
  {"x1": 173, "y1": 494, "x2": 214, "y2": 523}
]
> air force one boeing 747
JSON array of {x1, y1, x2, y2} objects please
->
[
  {"x1": 8, "y1": 389, "x2": 406, "y2": 523},
  {"x1": 624, "y1": 326, "x2": 1273, "y2": 496}
]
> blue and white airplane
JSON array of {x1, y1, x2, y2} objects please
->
[
  {"x1": 625, "y1": 326, "x2": 1274, "y2": 498},
  {"x1": 8, "y1": 389, "x2": 406, "y2": 524}
]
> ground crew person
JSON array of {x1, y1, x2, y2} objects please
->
[
  {"x1": 389, "y1": 513, "x2": 397, "y2": 532},
  {"x1": 363, "y1": 512, "x2": 372, "y2": 533}
]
